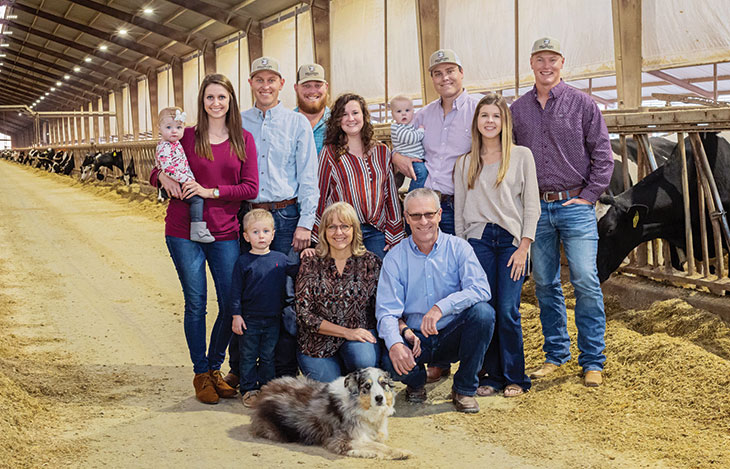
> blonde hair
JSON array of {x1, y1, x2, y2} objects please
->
[
  {"x1": 461, "y1": 92, "x2": 513, "y2": 190},
  {"x1": 389, "y1": 95, "x2": 412, "y2": 109},
  {"x1": 195, "y1": 74, "x2": 248, "y2": 163},
  {"x1": 158, "y1": 106, "x2": 184, "y2": 123},
  {"x1": 243, "y1": 208, "x2": 274, "y2": 231},
  {"x1": 316, "y1": 202, "x2": 366, "y2": 258}
]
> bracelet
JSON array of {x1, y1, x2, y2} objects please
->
[{"x1": 400, "y1": 327, "x2": 412, "y2": 339}]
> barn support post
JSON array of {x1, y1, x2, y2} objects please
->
[
  {"x1": 416, "y1": 0, "x2": 440, "y2": 106},
  {"x1": 113, "y1": 90, "x2": 125, "y2": 142},
  {"x1": 677, "y1": 131, "x2": 696, "y2": 276},
  {"x1": 171, "y1": 60, "x2": 185, "y2": 109},
  {"x1": 611, "y1": 0, "x2": 642, "y2": 109},
  {"x1": 92, "y1": 99, "x2": 101, "y2": 144},
  {"x1": 203, "y1": 42, "x2": 216, "y2": 76},
  {"x1": 74, "y1": 111, "x2": 82, "y2": 144},
  {"x1": 102, "y1": 93, "x2": 111, "y2": 144},
  {"x1": 246, "y1": 21, "x2": 263, "y2": 107},
  {"x1": 148, "y1": 72, "x2": 159, "y2": 140},
  {"x1": 78, "y1": 106, "x2": 86, "y2": 144},
  {"x1": 310, "y1": 0, "x2": 331, "y2": 93},
  {"x1": 129, "y1": 80, "x2": 140, "y2": 141}
]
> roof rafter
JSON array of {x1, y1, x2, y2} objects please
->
[
  {"x1": 160, "y1": 0, "x2": 254, "y2": 33},
  {"x1": 12, "y1": 2, "x2": 175, "y2": 65},
  {"x1": 3, "y1": 57, "x2": 102, "y2": 98},
  {"x1": 647, "y1": 70, "x2": 714, "y2": 99}
]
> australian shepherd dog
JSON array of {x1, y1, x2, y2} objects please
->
[{"x1": 251, "y1": 367, "x2": 413, "y2": 460}]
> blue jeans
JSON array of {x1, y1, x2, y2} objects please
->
[
  {"x1": 381, "y1": 302, "x2": 495, "y2": 396},
  {"x1": 165, "y1": 236, "x2": 240, "y2": 374},
  {"x1": 440, "y1": 198, "x2": 455, "y2": 235},
  {"x1": 532, "y1": 199, "x2": 606, "y2": 371},
  {"x1": 469, "y1": 224, "x2": 531, "y2": 391},
  {"x1": 231, "y1": 202, "x2": 301, "y2": 377},
  {"x1": 361, "y1": 224, "x2": 386, "y2": 259},
  {"x1": 297, "y1": 329, "x2": 381, "y2": 383},
  {"x1": 408, "y1": 161, "x2": 429, "y2": 191},
  {"x1": 238, "y1": 317, "x2": 279, "y2": 392}
]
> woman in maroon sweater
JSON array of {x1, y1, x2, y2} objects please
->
[{"x1": 151, "y1": 74, "x2": 258, "y2": 404}]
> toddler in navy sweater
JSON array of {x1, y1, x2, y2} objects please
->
[{"x1": 230, "y1": 209, "x2": 294, "y2": 407}]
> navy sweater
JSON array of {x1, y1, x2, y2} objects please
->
[{"x1": 228, "y1": 251, "x2": 294, "y2": 319}]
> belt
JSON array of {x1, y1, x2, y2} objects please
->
[
  {"x1": 540, "y1": 188, "x2": 582, "y2": 202},
  {"x1": 250, "y1": 198, "x2": 297, "y2": 210},
  {"x1": 435, "y1": 191, "x2": 454, "y2": 204}
]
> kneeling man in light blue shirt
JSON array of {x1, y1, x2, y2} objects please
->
[{"x1": 376, "y1": 188, "x2": 495, "y2": 413}]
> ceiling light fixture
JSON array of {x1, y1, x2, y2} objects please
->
[
  {"x1": 45, "y1": 92, "x2": 49, "y2": 96},
  {"x1": 6, "y1": 15, "x2": 18, "y2": 19},
  {"x1": 119, "y1": 29, "x2": 128, "y2": 35},
  {"x1": 40, "y1": 96, "x2": 45, "y2": 100},
  {"x1": 0, "y1": 44, "x2": 9, "y2": 48},
  {"x1": 143, "y1": 8, "x2": 153, "y2": 14},
  {"x1": 56, "y1": 81, "x2": 62, "y2": 86},
  {"x1": 73, "y1": 66, "x2": 81, "y2": 72},
  {"x1": 64, "y1": 75, "x2": 70, "y2": 79},
  {"x1": 100, "y1": 45, "x2": 108, "y2": 51},
  {"x1": 50, "y1": 87, "x2": 56, "y2": 91},
  {"x1": 84, "y1": 57, "x2": 92, "y2": 62}
]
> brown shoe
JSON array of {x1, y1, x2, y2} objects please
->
[
  {"x1": 584, "y1": 370, "x2": 603, "y2": 387},
  {"x1": 209, "y1": 370, "x2": 237, "y2": 398},
  {"x1": 452, "y1": 392, "x2": 479, "y2": 413},
  {"x1": 193, "y1": 373, "x2": 219, "y2": 404},
  {"x1": 529, "y1": 362, "x2": 560, "y2": 379},
  {"x1": 405, "y1": 386, "x2": 427, "y2": 404},
  {"x1": 223, "y1": 371, "x2": 240, "y2": 389},
  {"x1": 426, "y1": 365, "x2": 451, "y2": 384}
]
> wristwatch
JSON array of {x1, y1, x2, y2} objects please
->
[
  {"x1": 400, "y1": 327, "x2": 412, "y2": 339},
  {"x1": 213, "y1": 188, "x2": 220, "y2": 199}
]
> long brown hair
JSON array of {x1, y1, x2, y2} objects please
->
[
  {"x1": 194, "y1": 74, "x2": 247, "y2": 162},
  {"x1": 324, "y1": 93, "x2": 375, "y2": 158},
  {"x1": 460, "y1": 92, "x2": 513, "y2": 189}
]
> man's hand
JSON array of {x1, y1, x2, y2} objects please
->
[
  {"x1": 232, "y1": 316, "x2": 246, "y2": 335},
  {"x1": 420, "y1": 305, "x2": 442, "y2": 338},
  {"x1": 157, "y1": 172, "x2": 182, "y2": 199},
  {"x1": 389, "y1": 342, "x2": 416, "y2": 376},
  {"x1": 392, "y1": 151, "x2": 418, "y2": 180},
  {"x1": 292, "y1": 227, "x2": 311, "y2": 252},
  {"x1": 403, "y1": 329, "x2": 422, "y2": 358},
  {"x1": 562, "y1": 197, "x2": 592, "y2": 206}
]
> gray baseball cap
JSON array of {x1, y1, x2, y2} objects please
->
[
  {"x1": 297, "y1": 63, "x2": 327, "y2": 84},
  {"x1": 530, "y1": 37, "x2": 563, "y2": 56},
  {"x1": 250, "y1": 56, "x2": 282, "y2": 78},
  {"x1": 428, "y1": 49, "x2": 462, "y2": 71}
]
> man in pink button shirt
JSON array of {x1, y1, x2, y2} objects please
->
[
  {"x1": 392, "y1": 48, "x2": 480, "y2": 238},
  {"x1": 392, "y1": 49, "x2": 480, "y2": 383}
]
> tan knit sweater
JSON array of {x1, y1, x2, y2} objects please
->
[{"x1": 454, "y1": 145, "x2": 541, "y2": 247}]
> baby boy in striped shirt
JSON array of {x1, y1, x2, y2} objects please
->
[{"x1": 390, "y1": 95, "x2": 427, "y2": 191}]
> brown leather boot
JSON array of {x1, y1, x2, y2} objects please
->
[
  {"x1": 426, "y1": 366, "x2": 451, "y2": 384},
  {"x1": 209, "y1": 370, "x2": 237, "y2": 398},
  {"x1": 193, "y1": 373, "x2": 219, "y2": 404}
]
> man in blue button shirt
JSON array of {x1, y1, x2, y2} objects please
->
[
  {"x1": 226, "y1": 57, "x2": 319, "y2": 384},
  {"x1": 294, "y1": 63, "x2": 330, "y2": 157},
  {"x1": 376, "y1": 188, "x2": 495, "y2": 413}
]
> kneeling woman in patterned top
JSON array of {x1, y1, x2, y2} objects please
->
[{"x1": 295, "y1": 201, "x2": 382, "y2": 382}]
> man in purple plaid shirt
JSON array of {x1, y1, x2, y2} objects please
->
[{"x1": 510, "y1": 37, "x2": 614, "y2": 388}]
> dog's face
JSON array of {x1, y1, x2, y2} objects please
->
[{"x1": 344, "y1": 368, "x2": 396, "y2": 411}]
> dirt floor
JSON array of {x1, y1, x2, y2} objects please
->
[{"x1": 1, "y1": 160, "x2": 729, "y2": 469}]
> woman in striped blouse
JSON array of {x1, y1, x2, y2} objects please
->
[{"x1": 314, "y1": 93, "x2": 405, "y2": 258}]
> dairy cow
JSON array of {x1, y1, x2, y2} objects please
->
[
  {"x1": 596, "y1": 132, "x2": 730, "y2": 282},
  {"x1": 80, "y1": 150, "x2": 124, "y2": 181},
  {"x1": 606, "y1": 136, "x2": 676, "y2": 196}
]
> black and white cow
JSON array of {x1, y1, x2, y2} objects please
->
[
  {"x1": 606, "y1": 136, "x2": 676, "y2": 196},
  {"x1": 596, "y1": 132, "x2": 730, "y2": 282},
  {"x1": 80, "y1": 150, "x2": 124, "y2": 182},
  {"x1": 122, "y1": 157, "x2": 137, "y2": 185}
]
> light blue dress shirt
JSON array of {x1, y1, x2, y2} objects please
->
[
  {"x1": 376, "y1": 231, "x2": 491, "y2": 350},
  {"x1": 294, "y1": 106, "x2": 331, "y2": 157},
  {"x1": 241, "y1": 102, "x2": 320, "y2": 230}
]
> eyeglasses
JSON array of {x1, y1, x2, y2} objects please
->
[
  {"x1": 326, "y1": 224, "x2": 353, "y2": 233},
  {"x1": 406, "y1": 211, "x2": 439, "y2": 221}
]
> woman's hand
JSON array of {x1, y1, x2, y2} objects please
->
[
  {"x1": 181, "y1": 180, "x2": 215, "y2": 200},
  {"x1": 299, "y1": 248, "x2": 316, "y2": 259},
  {"x1": 345, "y1": 328, "x2": 376, "y2": 343},
  {"x1": 403, "y1": 329, "x2": 422, "y2": 358},
  {"x1": 158, "y1": 172, "x2": 182, "y2": 199},
  {"x1": 507, "y1": 238, "x2": 531, "y2": 281}
]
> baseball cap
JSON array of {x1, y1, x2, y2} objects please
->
[
  {"x1": 530, "y1": 37, "x2": 563, "y2": 56},
  {"x1": 250, "y1": 56, "x2": 282, "y2": 78},
  {"x1": 297, "y1": 63, "x2": 327, "y2": 84},
  {"x1": 428, "y1": 49, "x2": 462, "y2": 71}
]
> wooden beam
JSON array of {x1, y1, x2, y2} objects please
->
[
  {"x1": 171, "y1": 61, "x2": 184, "y2": 109},
  {"x1": 3, "y1": 56, "x2": 106, "y2": 98},
  {"x1": 203, "y1": 43, "x2": 216, "y2": 76},
  {"x1": 102, "y1": 93, "x2": 111, "y2": 142},
  {"x1": 611, "y1": 0, "x2": 642, "y2": 109},
  {"x1": 416, "y1": 0, "x2": 439, "y2": 105},
  {"x1": 246, "y1": 21, "x2": 263, "y2": 106},
  {"x1": 113, "y1": 90, "x2": 125, "y2": 142},
  {"x1": 647, "y1": 70, "x2": 714, "y2": 99},
  {"x1": 148, "y1": 72, "x2": 159, "y2": 139},
  {"x1": 0, "y1": 20, "x2": 154, "y2": 76},
  {"x1": 66, "y1": 0, "x2": 209, "y2": 52},
  {"x1": 92, "y1": 98, "x2": 101, "y2": 143},
  {"x1": 161, "y1": 0, "x2": 253, "y2": 32},
  {"x1": 310, "y1": 0, "x2": 331, "y2": 89},
  {"x1": 129, "y1": 80, "x2": 140, "y2": 141}
]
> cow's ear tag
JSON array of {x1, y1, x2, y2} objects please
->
[
  {"x1": 113, "y1": 152, "x2": 117, "y2": 156},
  {"x1": 632, "y1": 211, "x2": 640, "y2": 228}
]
